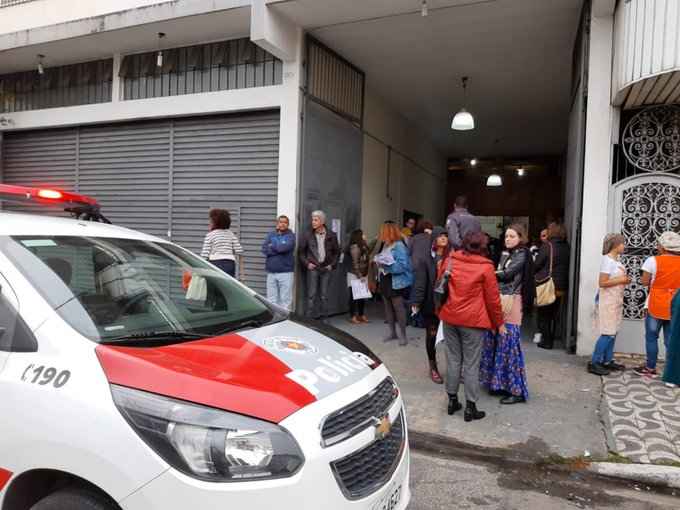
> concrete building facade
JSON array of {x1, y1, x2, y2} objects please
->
[{"x1": 0, "y1": 0, "x2": 677, "y2": 355}]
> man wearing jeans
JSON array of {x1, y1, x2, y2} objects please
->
[
  {"x1": 634, "y1": 232, "x2": 680, "y2": 377},
  {"x1": 262, "y1": 215, "x2": 296, "y2": 310},
  {"x1": 298, "y1": 210, "x2": 339, "y2": 320}
]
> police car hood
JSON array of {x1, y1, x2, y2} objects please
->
[{"x1": 95, "y1": 319, "x2": 380, "y2": 423}]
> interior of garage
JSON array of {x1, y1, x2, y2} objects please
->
[{"x1": 274, "y1": 0, "x2": 582, "y2": 240}]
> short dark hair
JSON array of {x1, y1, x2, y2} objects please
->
[
  {"x1": 209, "y1": 208, "x2": 231, "y2": 230},
  {"x1": 414, "y1": 219, "x2": 433, "y2": 234},
  {"x1": 454, "y1": 195, "x2": 468, "y2": 208},
  {"x1": 278, "y1": 215, "x2": 290, "y2": 222},
  {"x1": 547, "y1": 222, "x2": 567, "y2": 240},
  {"x1": 461, "y1": 231, "x2": 488, "y2": 256}
]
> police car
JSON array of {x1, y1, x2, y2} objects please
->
[{"x1": 0, "y1": 185, "x2": 410, "y2": 510}]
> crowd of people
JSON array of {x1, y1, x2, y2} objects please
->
[{"x1": 199, "y1": 200, "x2": 680, "y2": 415}]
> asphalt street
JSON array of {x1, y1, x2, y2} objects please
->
[{"x1": 408, "y1": 450, "x2": 680, "y2": 509}]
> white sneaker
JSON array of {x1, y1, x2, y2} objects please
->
[
  {"x1": 665, "y1": 382, "x2": 678, "y2": 389},
  {"x1": 533, "y1": 333, "x2": 542, "y2": 344}
]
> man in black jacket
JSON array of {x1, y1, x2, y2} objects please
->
[{"x1": 298, "y1": 210, "x2": 340, "y2": 319}]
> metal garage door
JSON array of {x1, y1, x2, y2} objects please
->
[{"x1": 0, "y1": 111, "x2": 279, "y2": 294}]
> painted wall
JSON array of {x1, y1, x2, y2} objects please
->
[
  {"x1": 361, "y1": 87, "x2": 446, "y2": 240},
  {"x1": 576, "y1": 8, "x2": 616, "y2": 356}
]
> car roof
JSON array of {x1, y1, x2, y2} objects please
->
[{"x1": 0, "y1": 211, "x2": 165, "y2": 242}]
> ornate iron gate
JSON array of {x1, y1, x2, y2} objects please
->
[
  {"x1": 613, "y1": 104, "x2": 680, "y2": 321},
  {"x1": 617, "y1": 179, "x2": 680, "y2": 319}
]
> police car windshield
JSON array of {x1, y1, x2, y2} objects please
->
[{"x1": 0, "y1": 235, "x2": 279, "y2": 343}]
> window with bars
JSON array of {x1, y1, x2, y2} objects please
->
[
  {"x1": 0, "y1": 59, "x2": 113, "y2": 113},
  {"x1": 119, "y1": 38, "x2": 283, "y2": 100}
]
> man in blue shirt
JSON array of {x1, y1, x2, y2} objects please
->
[{"x1": 262, "y1": 215, "x2": 296, "y2": 310}]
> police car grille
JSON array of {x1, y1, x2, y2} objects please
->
[
  {"x1": 330, "y1": 411, "x2": 404, "y2": 500},
  {"x1": 321, "y1": 377, "x2": 397, "y2": 447}
]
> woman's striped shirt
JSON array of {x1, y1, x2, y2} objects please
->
[{"x1": 201, "y1": 229, "x2": 244, "y2": 261}]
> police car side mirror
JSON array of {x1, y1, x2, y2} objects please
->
[{"x1": 0, "y1": 327, "x2": 5, "y2": 339}]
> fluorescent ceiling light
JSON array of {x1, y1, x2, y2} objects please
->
[{"x1": 486, "y1": 174, "x2": 502, "y2": 187}]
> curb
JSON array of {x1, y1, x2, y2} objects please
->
[{"x1": 588, "y1": 462, "x2": 680, "y2": 490}]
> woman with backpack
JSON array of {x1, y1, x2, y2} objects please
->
[
  {"x1": 346, "y1": 229, "x2": 370, "y2": 324},
  {"x1": 479, "y1": 224, "x2": 533, "y2": 405}
]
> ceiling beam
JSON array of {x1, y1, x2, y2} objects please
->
[{"x1": 251, "y1": 0, "x2": 298, "y2": 61}]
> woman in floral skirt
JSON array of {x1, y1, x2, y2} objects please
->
[{"x1": 480, "y1": 224, "x2": 533, "y2": 404}]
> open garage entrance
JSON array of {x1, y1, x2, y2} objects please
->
[{"x1": 274, "y1": 0, "x2": 583, "y2": 341}]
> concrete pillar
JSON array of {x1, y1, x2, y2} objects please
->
[
  {"x1": 576, "y1": 8, "x2": 616, "y2": 356},
  {"x1": 275, "y1": 29, "x2": 303, "y2": 231}
]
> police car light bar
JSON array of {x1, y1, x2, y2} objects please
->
[{"x1": 0, "y1": 184, "x2": 110, "y2": 223}]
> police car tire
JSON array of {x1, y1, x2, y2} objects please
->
[{"x1": 31, "y1": 488, "x2": 116, "y2": 510}]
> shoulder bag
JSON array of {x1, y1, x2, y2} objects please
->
[
  {"x1": 433, "y1": 257, "x2": 453, "y2": 311},
  {"x1": 535, "y1": 242, "x2": 556, "y2": 307}
]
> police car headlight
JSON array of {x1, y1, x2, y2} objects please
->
[{"x1": 111, "y1": 385, "x2": 304, "y2": 482}]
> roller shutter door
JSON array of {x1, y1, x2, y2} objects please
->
[{"x1": 0, "y1": 110, "x2": 280, "y2": 294}]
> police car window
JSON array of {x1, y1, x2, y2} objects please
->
[
  {"x1": 0, "y1": 283, "x2": 37, "y2": 353},
  {"x1": 0, "y1": 236, "x2": 275, "y2": 343}
]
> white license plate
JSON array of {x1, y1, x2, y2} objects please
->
[{"x1": 371, "y1": 483, "x2": 402, "y2": 510}]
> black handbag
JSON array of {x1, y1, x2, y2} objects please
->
[{"x1": 433, "y1": 258, "x2": 453, "y2": 311}]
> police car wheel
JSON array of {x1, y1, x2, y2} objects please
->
[{"x1": 31, "y1": 488, "x2": 116, "y2": 510}]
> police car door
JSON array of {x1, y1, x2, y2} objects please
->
[{"x1": 0, "y1": 273, "x2": 20, "y2": 373}]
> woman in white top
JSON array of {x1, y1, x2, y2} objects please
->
[
  {"x1": 201, "y1": 208, "x2": 244, "y2": 279},
  {"x1": 588, "y1": 233, "x2": 630, "y2": 376}
]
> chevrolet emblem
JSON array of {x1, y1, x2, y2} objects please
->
[{"x1": 374, "y1": 415, "x2": 392, "y2": 440}]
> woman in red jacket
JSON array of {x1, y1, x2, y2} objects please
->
[{"x1": 437, "y1": 231, "x2": 505, "y2": 422}]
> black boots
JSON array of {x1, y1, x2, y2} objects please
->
[
  {"x1": 464, "y1": 401, "x2": 486, "y2": 422},
  {"x1": 447, "y1": 394, "x2": 462, "y2": 415},
  {"x1": 587, "y1": 362, "x2": 610, "y2": 376}
]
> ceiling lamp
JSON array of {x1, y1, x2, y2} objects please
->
[
  {"x1": 517, "y1": 167, "x2": 526, "y2": 177},
  {"x1": 470, "y1": 158, "x2": 477, "y2": 166},
  {"x1": 421, "y1": 0, "x2": 428, "y2": 16},
  {"x1": 156, "y1": 32, "x2": 166, "y2": 68},
  {"x1": 451, "y1": 77, "x2": 475, "y2": 131},
  {"x1": 37, "y1": 54, "x2": 45, "y2": 75},
  {"x1": 486, "y1": 174, "x2": 502, "y2": 187}
]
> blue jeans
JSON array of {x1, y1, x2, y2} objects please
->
[
  {"x1": 645, "y1": 314, "x2": 671, "y2": 369},
  {"x1": 266, "y1": 272, "x2": 294, "y2": 311},
  {"x1": 592, "y1": 334, "x2": 616, "y2": 365}
]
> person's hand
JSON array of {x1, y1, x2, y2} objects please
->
[
  {"x1": 307, "y1": 263, "x2": 316, "y2": 271},
  {"x1": 620, "y1": 275, "x2": 631, "y2": 285},
  {"x1": 411, "y1": 305, "x2": 420, "y2": 316},
  {"x1": 498, "y1": 324, "x2": 508, "y2": 336}
]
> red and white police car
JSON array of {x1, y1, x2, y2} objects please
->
[{"x1": 0, "y1": 185, "x2": 409, "y2": 510}]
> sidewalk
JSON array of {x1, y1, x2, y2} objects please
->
[
  {"x1": 328, "y1": 303, "x2": 610, "y2": 460},
  {"x1": 603, "y1": 360, "x2": 680, "y2": 464}
]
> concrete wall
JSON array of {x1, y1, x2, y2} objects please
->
[
  {"x1": 576, "y1": 7, "x2": 616, "y2": 356},
  {"x1": 0, "y1": 0, "x2": 173, "y2": 35},
  {"x1": 361, "y1": 87, "x2": 446, "y2": 240}
]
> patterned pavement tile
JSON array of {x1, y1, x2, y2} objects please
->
[{"x1": 603, "y1": 367, "x2": 680, "y2": 464}]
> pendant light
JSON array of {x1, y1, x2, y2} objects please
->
[
  {"x1": 156, "y1": 32, "x2": 166, "y2": 68},
  {"x1": 37, "y1": 54, "x2": 45, "y2": 75},
  {"x1": 451, "y1": 77, "x2": 475, "y2": 131},
  {"x1": 421, "y1": 0, "x2": 428, "y2": 17},
  {"x1": 486, "y1": 174, "x2": 502, "y2": 187}
]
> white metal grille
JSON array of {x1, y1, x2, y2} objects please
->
[{"x1": 620, "y1": 182, "x2": 680, "y2": 319}]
